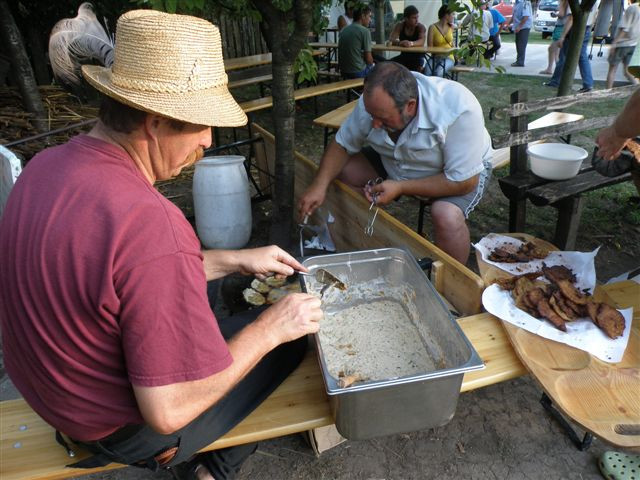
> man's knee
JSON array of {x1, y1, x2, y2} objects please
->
[{"x1": 431, "y1": 201, "x2": 467, "y2": 232}]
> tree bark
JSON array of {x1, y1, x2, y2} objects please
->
[
  {"x1": 0, "y1": 0, "x2": 47, "y2": 132},
  {"x1": 557, "y1": 0, "x2": 597, "y2": 96},
  {"x1": 373, "y1": 0, "x2": 385, "y2": 44},
  {"x1": 557, "y1": 9, "x2": 587, "y2": 96},
  {"x1": 253, "y1": 0, "x2": 315, "y2": 249}
]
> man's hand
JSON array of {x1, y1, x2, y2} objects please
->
[
  {"x1": 237, "y1": 246, "x2": 307, "y2": 279},
  {"x1": 298, "y1": 182, "x2": 327, "y2": 221},
  {"x1": 596, "y1": 125, "x2": 629, "y2": 161},
  {"x1": 258, "y1": 293, "x2": 323, "y2": 345},
  {"x1": 364, "y1": 180, "x2": 403, "y2": 206}
]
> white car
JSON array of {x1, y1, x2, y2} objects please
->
[{"x1": 534, "y1": 0, "x2": 559, "y2": 38}]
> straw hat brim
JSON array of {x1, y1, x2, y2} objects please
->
[{"x1": 82, "y1": 65, "x2": 247, "y2": 128}]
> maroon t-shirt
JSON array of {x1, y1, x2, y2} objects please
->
[{"x1": 0, "y1": 135, "x2": 232, "y2": 441}]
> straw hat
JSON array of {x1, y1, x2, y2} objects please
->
[{"x1": 82, "y1": 10, "x2": 247, "y2": 127}]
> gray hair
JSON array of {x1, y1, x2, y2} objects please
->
[{"x1": 363, "y1": 62, "x2": 418, "y2": 111}]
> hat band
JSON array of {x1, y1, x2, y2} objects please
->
[{"x1": 111, "y1": 59, "x2": 225, "y2": 94}]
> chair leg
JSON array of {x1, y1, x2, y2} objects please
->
[{"x1": 417, "y1": 200, "x2": 427, "y2": 235}]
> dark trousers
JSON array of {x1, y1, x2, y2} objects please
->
[
  {"x1": 484, "y1": 33, "x2": 501, "y2": 58},
  {"x1": 515, "y1": 28, "x2": 530, "y2": 65},
  {"x1": 75, "y1": 293, "x2": 307, "y2": 479}
]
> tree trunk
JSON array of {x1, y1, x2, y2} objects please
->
[
  {"x1": 373, "y1": 0, "x2": 385, "y2": 44},
  {"x1": 253, "y1": 0, "x2": 315, "y2": 249},
  {"x1": 26, "y1": 23, "x2": 51, "y2": 86},
  {"x1": 557, "y1": 9, "x2": 587, "y2": 96},
  {"x1": 268, "y1": 60, "x2": 297, "y2": 249},
  {"x1": 0, "y1": 0, "x2": 47, "y2": 132}
]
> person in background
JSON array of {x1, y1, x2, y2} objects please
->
[
  {"x1": 337, "y1": 1, "x2": 355, "y2": 31},
  {"x1": 0, "y1": 10, "x2": 323, "y2": 480},
  {"x1": 485, "y1": 1, "x2": 506, "y2": 58},
  {"x1": 298, "y1": 62, "x2": 493, "y2": 264},
  {"x1": 605, "y1": 0, "x2": 640, "y2": 89},
  {"x1": 540, "y1": 0, "x2": 569, "y2": 74},
  {"x1": 338, "y1": 6, "x2": 375, "y2": 79},
  {"x1": 462, "y1": 1, "x2": 494, "y2": 45},
  {"x1": 509, "y1": 0, "x2": 533, "y2": 66},
  {"x1": 543, "y1": 2, "x2": 598, "y2": 92},
  {"x1": 426, "y1": 5, "x2": 456, "y2": 76},
  {"x1": 389, "y1": 5, "x2": 428, "y2": 72}
]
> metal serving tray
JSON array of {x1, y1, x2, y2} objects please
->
[{"x1": 301, "y1": 248, "x2": 484, "y2": 440}]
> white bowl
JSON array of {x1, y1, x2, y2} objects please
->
[{"x1": 527, "y1": 143, "x2": 588, "y2": 180}]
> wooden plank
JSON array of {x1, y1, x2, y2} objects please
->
[
  {"x1": 312, "y1": 99, "x2": 358, "y2": 129},
  {"x1": 490, "y1": 84, "x2": 638, "y2": 119},
  {"x1": 528, "y1": 111, "x2": 584, "y2": 130},
  {"x1": 239, "y1": 78, "x2": 363, "y2": 114},
  {"x1": 228, "y1": 74, "x2": 272, "y2": 89},
  {"x1": 493, "y1": 116, "x2": 616, "y2": 149},
  {"x1": 526, "y1": 170, "x2": 632, "y2": 206}
]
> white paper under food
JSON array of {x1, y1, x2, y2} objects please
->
[
  {"x1": 482, "y1": 284, "x2": 632, "y2": 363},
  {"x1": 473, "y1": 233, "x2": 599, "y2": 291}
]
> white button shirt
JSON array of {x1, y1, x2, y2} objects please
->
[{"x1": 335, "y1": 73, "x2": 493, "y2": 183}]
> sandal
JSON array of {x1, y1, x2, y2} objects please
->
[{"x1": 598, "y1": 451, "x2": 640, "y2": 480}]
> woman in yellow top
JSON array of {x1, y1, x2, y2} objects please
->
[{"x1": 426, "y1": 5, "x2": 456, "y2": 77}]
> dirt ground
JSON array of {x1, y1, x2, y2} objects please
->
[{"x1": 2, "y1": 82, "x2": 638, "y2": 480}]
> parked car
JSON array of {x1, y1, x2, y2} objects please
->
[
  {"x1": 534, "y1": 0, "x2": 559, "y2": 38},
  {"x1": 491, "y1": 0, "x2": 514, "y2": 30}
]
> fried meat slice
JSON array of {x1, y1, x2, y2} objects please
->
[
  {"x1": 586, "y1": 301, "x2": 626, "y2": 339},
  {"x1": 542, "y1": 264, "x2": 576, "y2": 284},
  {"x1": 549, "y1": 291, "x2": 577, "y2": 322},
  {"x1": 555, "y1": 279, "x2": 588, "y2": 305},
  {"x1": 494, "y1": 271, "x2": 543, "y2": 291},
  {"x1": 520, "y1": 241, "x2": 550, "y2": 259},
  {"x1": 527, "y1": 287, "x2": 567, "y2": 331}
]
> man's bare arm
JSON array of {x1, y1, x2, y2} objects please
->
[
  {"x1": 133, "y1": 293, "x2": 322, "y2": 434},
  {"x1": 367, "y1": 173, "x2": 480, "y2": 205}
]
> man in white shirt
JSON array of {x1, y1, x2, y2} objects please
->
[
  {"x1": 463, "y1": 1, "x2": 494, "y2": 43},
  {"x1": 298, "y1": 62, "x2": 493, "y2": 263},
  {"x1": 606, "y1": 0, "x2": 640, "y2": 88}
]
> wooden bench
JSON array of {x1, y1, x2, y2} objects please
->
[
  {"x1": 448, "y1": 65, "x2": 475, "y2": 81},
  {"x1": 0, "y1": 313, "x2": 525, "y2": 480},
  {"x1": 239, "y1": 77, "x2": 363, "y2": 114},
  {"x1": 491, "y1": 87, "x2": 637, "y2": 249}
]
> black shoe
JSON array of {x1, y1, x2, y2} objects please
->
[
  {"x1": 543, "y1": 81, "x2": 558, "y2": 87},
  {"x1": 510, "y1": 62, "x2": 524, "y2": 67},
  {"x1": 578, "y1": 87, "x2": 592, "y2": 93}
]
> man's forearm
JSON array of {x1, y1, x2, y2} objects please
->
[
  {"x1": 396, "y1": 173, "x2": 479, "y2": 198},
  {"x1": 202, "y1": 249, "x2": 242, "y2": 281},
  {"x1": 133, "y1": 317, "x2": 276, "y2": 434},
  {"x1": 613, "y1": 90, "x2": 640, "y2": 139}
]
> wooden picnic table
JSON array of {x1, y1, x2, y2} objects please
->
[
  {"x1": 224, "y1": 50, "x2": 324, "y2": 72},
  {"x1": 308, "y1": 42, "x2": 457, "y2": 77}
]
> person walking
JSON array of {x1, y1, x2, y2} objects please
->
[
  {"x1": 540, "y1": 0, "x2": 569, "y2": 74},
  {"x1": 605, "y1": 0, "x2": 640, "y2": 88},
  {"x1": 510, "y1": 0, "x2": 533, "y2": 66},
  {"x1": 485, "y1": 2, "x2": 506, "y2": 59},
  {"x1": 543, "y1": 3, "x2": 598, "y2": 92}
]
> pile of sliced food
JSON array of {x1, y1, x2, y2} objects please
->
[
  {"x1": 495, "y1": 264, "x2": 625, "y2": 339},
  {"x1": 488, "y1": 241, "x2": 550, "y2": 263},
  {"x1": 242, "y1": 276, "x2": 301, "y2": 306}
]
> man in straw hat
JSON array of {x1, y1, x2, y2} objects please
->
[{"x1": 0, "y1": 10, "x2": 322, "y2": 480}]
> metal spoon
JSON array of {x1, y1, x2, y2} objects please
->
[{"x1": 298, "y1": 268, "x2": 347, "y2": 298}]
